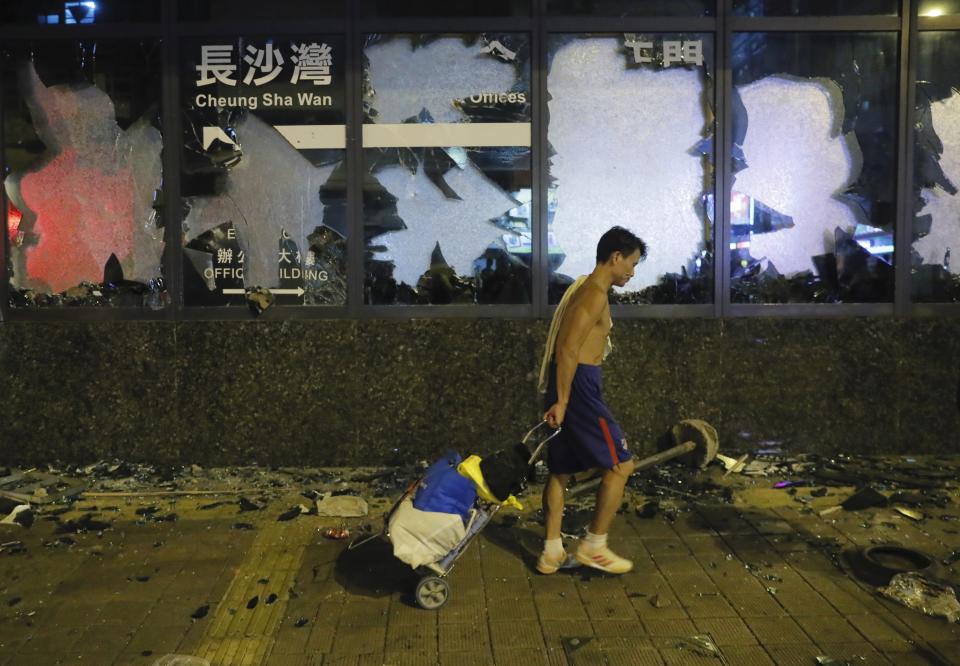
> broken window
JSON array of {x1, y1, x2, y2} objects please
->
[
  {"x1": 547, "y1": 34, "x2": 715, "y2": 305},
  {"x1": 363, "y1": 34, "x2": 532, "y2": 305},
  {"x1": 546, "y1": 1, "x2": 713, "y2": 16},
  {"x1": 3, "y1": 40, "x2": 165, "y2": 308},
  {"x1": 732, "y1": 1, "x2": 898, "y2": 15},
  {"x1": 360, "y1": 1, "x2": 530, "y2": 17},
  {"x1": 180, "y1": 35, "x2": 347, "y2": 307},
  {"x1": 177, "y1": 0, "x2": 345, "y2": 21},
  {"x1": 912, "y1": 31, "x2": 960, "y2": 302},
  {"x1": 0, "y1": 1, "x2": 161, "y2": 24},
  {"x1": 730, "y1": 32, "x2": 898, "y2": 303}
]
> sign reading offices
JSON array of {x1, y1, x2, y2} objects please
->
[{"x1": 194, "y1": 41, "x2": 335, "y2": 109}]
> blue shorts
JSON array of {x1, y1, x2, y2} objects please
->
[{"x1": 544, "y1": 363, "x2": 632, "y2": 474}]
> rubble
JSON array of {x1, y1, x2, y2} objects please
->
[
  {"x1": 878, "y1": 572, "x2": 960, "y2": 623},
  {"x1": 316, "y1": 495, "x2": 368, "y2": 517}
]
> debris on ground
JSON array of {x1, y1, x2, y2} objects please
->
[
  {"x1": 0, "y1": 504, "x2": 34, "y2": 528},
  {"x1": 316, "y1": 495, "x2": 368, "y2": 517},
  {"x1": 841, "y1": 486, "x2": 889, "y2": 511},
  {"x1": 878, "y1": 572, "x2": 960, "y2": 623},
  {"x1": 673, "y1": 634, "x2": 724, "y2": 659}
]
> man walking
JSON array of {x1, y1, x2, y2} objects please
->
[{"x1": 538, "y1": 226, "x2": 647, "y2": 575}]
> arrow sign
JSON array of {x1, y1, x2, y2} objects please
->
[{"x1": 222, "y1": 287, "x2": 305, "y2": 296}]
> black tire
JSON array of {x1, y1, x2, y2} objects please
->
[
  {"x1": 847, "y1": 544, "x2": 938, "y2": 587},
  {"x1": 415, "y1": 576, "x2": 450, "y2": 610}
]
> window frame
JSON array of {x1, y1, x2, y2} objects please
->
[{"x1": 0, "y1": 0, "x2": 955, "y2": 320}]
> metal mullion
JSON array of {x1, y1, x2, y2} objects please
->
[
  {"x1": 727, "y1": 303, "x2": 895, "y2": 317},
  {"x1": 175, "y1": 19, "x2": 349, "y2": 37},
  {"x1": 356, "y1": 18, "x2": 534, "y2": 34},
  {"x1": 0, "y1": 34, "x2": 6, "y2": 324},
  {"x1": 728, "y1": 16, "x2": 900, "y2": 31},
  {"x1": 612, "y1": 304, "x2": 715, "y2": 319},
  {"x1": 912, "y1": 302, "x2": 960, "y2": 316},
  {"x1": 347, "y1": 1, "x2": 363, "y2": 318},
  {"x1": 718, "y1": 0, "x2": 731, "y2": 317},
  {"x1": 161, "y1": 0, "x2": 181, "y2": 321},
  {"x1": 3, "y1": 307, "x2": 170, "y2": 322},
  {"x1": 180, "y1": 305, "x2": 348, "y2": 321},
  {"x1": 362, "y1": 305, "x2": 531, "y2": 319},
  {"x1": 534, "y1": 0, "x2": 548, "y2": 319},
  {"x1": 0, "y1": 24, "x2": 163, "y2": 40},
  {"x1": 543, "y1": 17, "x2": 716, "y2": 32},
  {"x1": 917, "y1": 16, "x2": 960, "y2": 30},
  {"x1": 897, "y1": 0, "x2": 917, "y2": 316}
]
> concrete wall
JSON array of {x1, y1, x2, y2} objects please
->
[{"x1": 1, "y1": 318, "x2": 958, "y2": 465}]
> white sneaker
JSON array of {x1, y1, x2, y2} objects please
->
[{"x1": 575, "y1": 543, "x2": 633, "y2": 574}]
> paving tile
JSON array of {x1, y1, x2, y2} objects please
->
[
  {"x1": 329, "y1": 623, "x2": 385, "y2": 657},
  {"x1": 487, "y1": 593, "x2": 539, "y2": 620},
  {"x1": 385, "y1": 618, "x2": 437, "y2": 655},
  {"x1": 591, "y1": 619, "x2": 646, "y2": 638},
  {"x1": 693, "y1": 617, "x2": 758, "y2": 646},
  {"x1": 490, "y1": 620, "x2": 546, "y2": 651},
  {"x1": 772, "y1": 590, "x2": 833, "y2": 616},
  {"x1": 541, "y1": 619, "x2": 594, "y2": 642},
  {"x1": 602, "y1": 646, "x2": 664, "y2": 665},
  {"x1": 723, "y1": 591, "x2": 787, "y2": 617},
  {"x1": 715, "y1": 645, "x2": 776, "y2": 665},
  {"x1": 439, "y1": 622, "x2": 489, "y2": 653},
  {"x1": 642, "y1": 617, "x2": 698, "y2": 638},
  {"x1": 536, "y1": 597, "x2": 589, "y2": 622},
  {"x1": 632, "y1": 590, "x2": 691, "y2": 620},
  {"x1": 793, "y1": 614, "x2": 866, "y2": 645},
  {"x1": 743, "y1": 616, "x2": 811, "y2": 645},
  {"x1": 382, "y1": 650, "x2": 440, "y2": 666},
  {"x1": 844, "y1": 613, "x2": 914, "y2": 648},
  {"x1": 657, "y1": 646, "x2": 727, "y2": 665},
  {"x1": 437, "y1": 592, "x2": 486, "y2": 625},
  {"x1": 762, "y1": 642, "x2": 829, "y2": 666},
  {"x1": 677, "y1": 592, "x2": 738, "y2": 618},
  {"x1": 815, "y1": 642, "x2": 894, "y2": 665},
  {"x1": 491, "y1": 646, "x2": 551, "y2": 665},
  {"x1": 438, "y1": 651, "x2": 494, "y2": 666}
]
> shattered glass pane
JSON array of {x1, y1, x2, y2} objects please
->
[
  {"x1": 546, "y1": 1, "x2": 713, "y2": 16},
  {"x1": 363, "y1": 34, "x2": 532, "y2": 305},
  {"x1": 732, "y1": 0, "x2": 898, "y2": 15},
  {"x1": 918, "y1": 1, "x2": 960, "y2": 15},
  {"x1": 180, "y1": 36, "x2": 347, "y2": 307},
  {"x1": 730, "y1": 32, "x2": 898, "y2": 303},
  {"x1": 360, "y1": 1, "x2": 530, "y2": 16},
  {"x1": 547, "y1": 34, "x2": 715, "y2": 305},
  {"x1": 0, "y1": 1, "x2": 161, "y2": 24},
  {"x1": 912, "y1": 31, "x2": 960, "y2": 302},
  {"x1": 2, "y1": 40, "x2": 166, "y2": 308},
  {"x1": 177, "y1": 0, "x2": 345, "y2": 21}
]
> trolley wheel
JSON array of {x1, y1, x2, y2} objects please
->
[{"x1": 415, "y1": 575, "x2": 450, "y2": 610}]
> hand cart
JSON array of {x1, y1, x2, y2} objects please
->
[{"x1": 349, "y1": 421, "x2": 561, "y2": 609}]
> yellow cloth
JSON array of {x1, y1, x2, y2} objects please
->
[
  {"x1": 537, "y1": 275, "x2": 612, "y2": 394},
  {"x1": 457, "y1": 455, "x2": 523, "y2": 510}
]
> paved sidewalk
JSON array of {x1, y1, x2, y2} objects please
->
[{"x1": 1, "y1": 466, "x2": 958, "y2": 665}]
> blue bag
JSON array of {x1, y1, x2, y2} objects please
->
[{"x1": 413, "y1": 450, "x2": 477, "y2": 523}]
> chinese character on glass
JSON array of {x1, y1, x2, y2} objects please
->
[
  {"x1": 196, "y1": 45, "x2": 238, "y2": 87},
  {"x1": 243, "y1": 43, "x2": 285, "y2": 86},
  {"x1": 291, "y1": 42, "x2": 333, "y2": 86},
  {"x1": 662, "y1": 40, "x2": 704, "y2": 67}
]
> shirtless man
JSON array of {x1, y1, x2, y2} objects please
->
[{"x1": 538, "y1": 226, "x2": 647, "y2": 575}]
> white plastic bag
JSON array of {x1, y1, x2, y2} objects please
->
[{"x1": 388, "y1": 496, "x2": 466, "y2": 569}]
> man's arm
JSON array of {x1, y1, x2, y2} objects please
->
[{"x1": 544, "y1": 286, "x2": 606, "y2": 427}]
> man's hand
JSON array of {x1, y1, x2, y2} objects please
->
[{"x1": 543, "y1": 402, "x2": 566, "y2": 429}]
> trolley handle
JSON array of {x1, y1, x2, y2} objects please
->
[{"x1": 523, "y1": 421, "x2": 562, "y2": 465}]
